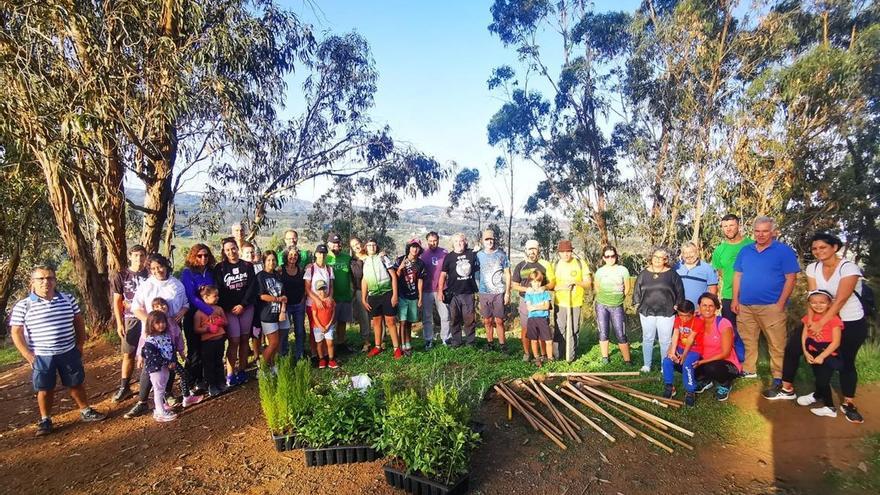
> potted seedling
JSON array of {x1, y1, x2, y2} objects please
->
[{"x1": 258, "y1": 357, "x2": 315, "y2": 451}]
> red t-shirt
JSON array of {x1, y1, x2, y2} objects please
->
[
  {"x1": 673, "y1": 315, "x2": 704, "y2": 354},
  {"x1": 800, "y1": 314, "x2": 844, "y2": 344},
  {"x1": 314, "y1": 300, "x2": 336, "y2": 330}
]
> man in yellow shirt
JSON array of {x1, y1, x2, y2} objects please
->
[{"x1": 553, "y1": 240, "x2": 591, "y2": 362}]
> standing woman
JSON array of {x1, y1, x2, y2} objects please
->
[
  {"x1": 255, "y1": 251, "x2": 288, "y2": 368},
  {"x1": 279, "y1": 247, "x2": 307, "y2": 359},
  {"x1": 693, "y1": 292, "x2": 741, "y2": 402},
  {"x1": 593, "y1": 245, "x2": 633, "y2": 365},
  {"x1": 633, "y1": 247, "x2": 685, "y2": 373},
  {"x1": 180, "y1": 244, "x2": 217, "y2": 392},
  {"x1": 768, "y1": 233, "x2": 869, "y2": 423},
  {"x1": 214, "y1": 237, "x2": 257, "y2": 386},
  {"x1": 304, "y1": 245, "x2": 335, "y2": 365}
]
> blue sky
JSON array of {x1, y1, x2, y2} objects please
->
[{"x1": 281, "y1": 0, "x2": 642, "y2": 213}]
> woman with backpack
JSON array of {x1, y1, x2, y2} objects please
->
[{"x1": 763, "y1": 232, "x2": 870, "y2": 423}]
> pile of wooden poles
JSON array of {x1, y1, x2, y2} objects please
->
[{"x1": 493, "y1": 371, "x2": 694, "y2": 453}]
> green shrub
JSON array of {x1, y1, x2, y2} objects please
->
[
  {"x1": 258, "y1": 356, "x2": 316, "y2": 435},
  {"x1": 297, "y1": 384, "x2": 385, "y2": 448},
  {"x1": 375, "y1": 383, "x2": 480, "y2": 484}
]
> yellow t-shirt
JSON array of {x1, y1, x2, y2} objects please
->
[{"x1": 554, "y1": 258, "x2": 590, "y2": 307}]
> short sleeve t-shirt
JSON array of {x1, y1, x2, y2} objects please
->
[
  {"x1": 278, "y1": 266, "x2": 306, "y2": 305},
  {"x1": 420, "y1": 248, "x2": 448, "y2": 292},
  {"x1": 806, "y1": 260, "x2": 864, "y2": 321},
  {"x1": 524, "y1": 290, "x2": 551, "y2": 318},
  {"x1": 441, "y1": 250, "x2": 480, "y2": 295},
  {"x1": 554, "y1": 258, "x2": 590, "y2": 308},
  {"x1": 10, "y1": 292, "x2": 81, "y2": 356},
  {"x1": 304, "y1": 264, "x2": 334, "y2": 307},
  {"x1": 711, "y1": 238, "x2": 753, "y2": 299},
  {"x1": 314, "y1": 300, "x2": 336, "y2": 331},
  {"x1": 734, "y1": 241, "x2": 800, "y2": 305},
  {"x1": 110, "y1": 268, "x2": 148, "y2": 318},
  {"x1": 594, "y1": 265, "x2": 630, "y2": 307},
  {"x1": 512, "y1": 260, "x2": 555, "y2": 297},
  {"x1": 801, "y1": 314, "x2": 844, "y2": 345},
  {"x1": 394, "y1": 256, "x2": 427, "y2": 300},
  {"x1": 363, "y1": 255, "x2": 394, "y2": 296},
  {"x1": 675, "y1": 260, "x2": 719, "y2": 306},
  {"x1": 476, "y1": 249, "x2": 509, "y2": 294},
  {"x1": 673, "y1": 315, "x2": 704, "y2": 354},
  {"x1": 326, "y1": 252, "x2": 353, "y2": 303},
  {"x1": 256, "y1": 271, "x2": 284, "y2": 322}
]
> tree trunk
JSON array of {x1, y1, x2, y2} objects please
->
[
  {"x1": 35, "y1": 152, "x2": 112, "y2": 331},
  {"x1": 164, "y1": 201, "x2": 176, "y2": 260},
  {"x1": 0, "y1": 228, "x2": 25, "y2": 339},
  {"x1": 139, "y1": 152, "x2": 176, "y2": 253},
  {"x1": 650, "y1": 122, "x2": 671, "y2": 245}
]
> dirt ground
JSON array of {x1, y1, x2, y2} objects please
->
[{"x1": 0, "y1": 342, "x2": 877, "y2": 495}]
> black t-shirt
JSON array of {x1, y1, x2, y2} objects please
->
[
  {"x1": 110, "y1": 268, "x2": 148, "y2": 318},
  {"x1": 441, "y1": 250, "x2": 480, "y2": 295},
  {"x1": 512, "y1": 260, "x2": 549, "y2": 297},
  {"x1": 393, "y1": 256, "x2": 427, "y2": 300},
  {"x1": 278, "y1": 266, "x2": 306, "y2": 305},
  {"x1": 213, "y1": 260, "x2": 257, "y2": 311},
  {"x1": 633, "y1": 269, "x2": 685, "y2": 317},
  {"x1": 256, "y1": 271, "x2": 284, "y2": 322},
  {"x1": 350, "y1": 257, "x2": 364, "y2": 290}
]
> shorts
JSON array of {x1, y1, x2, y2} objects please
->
[
  {"x1": 121, "y1": 318, "x2": 141, "y2": 354},
  {"x1": 335, "y1": 302, "x2": 353, "y2": 323},
  {"x1": 398, "y1": 298, "x2": 419, "y2": 322},
  {"x1": 32, "y1": 347, "x2": 86, "y2": 392},
  {"x1": 368, "y1": 292, "x2": 396, "y2": 318},
  {"x1": 252, "y1": 318, "x2": 262, "y2": 337},
  {"x1": 261, "y1": 319, "x2": 291, "y2": 335},
  {"x1": 225, "y1": 305, "x2": 254, "y2": 340},
  {"x1": 479, "y1": 293, "x2": 505, "y2": 319},
  {"x1": 526, "y1": 317, "x2": 552, "y2": 341},
  {"x1": 313, "y1": 325, "x2": 336, "y2": 342}
]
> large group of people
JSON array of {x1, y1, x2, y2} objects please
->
[{"x1": 7, "y1": 215, "x2": 871, "y2": 436}]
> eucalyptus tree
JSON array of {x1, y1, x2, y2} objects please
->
[{"x1": 447, "y1": 167, "x2": 504, "y2": 241}]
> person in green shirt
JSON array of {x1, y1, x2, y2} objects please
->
[
  {"x1": 361, "y1": 239, "x2": 401, "y2": 359},
  {"x1": 326, "y1": 234, "x2": 353, "y2": 353},
  {"x1": 711, "y1": 214, "x2": 754, "y2": 328},
  {"x1": 593, "y1": 245, "x2": 632, "y2": 365}
]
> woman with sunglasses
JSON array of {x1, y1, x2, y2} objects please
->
[
  {"x1": 633, "y1": 247, "x2": 685, "y2": 373},
  {"x1": 180, "y1": 244, "x2": 218, "y2": 392},
  {"x1": 593, "y1": 246, "x2": 633, "y2": 365}
]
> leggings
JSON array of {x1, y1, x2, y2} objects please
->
[
  {"x1": 782, "y1": 317, "x2": 867, "y2": 398},
  {"x1": 138, "y1": 366, "x2": 176, "y2": 402},
  {"x1": 662, "y1": 349, "x2": 701, "y2": 392},
  {"x1": 182, "y1": 308, "x2": 203, "y2": 385},
  {"x1": 595, "y1": 303, "x2": 627, "y2": 343},
  {"x1": 695, "y1": 360, "x2": 739, "y2": 388},
  {"x1": 225, "y1": 305, "x2": 254, "y2": 340},
  {"x1": 149, "y1": 368, "x2": 170, "y2": 414}
]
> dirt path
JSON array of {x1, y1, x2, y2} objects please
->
[{"x1": 0, "y1": 343, "x2": 876, "y2": 494}]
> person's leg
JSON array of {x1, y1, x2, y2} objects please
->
[
  {"x1": 682, "y1": 351, "x2": 701, "y2": 393},
  {"x1": 781, "y1": 324, "x2": 803, "y2": 390},
  {"x1": 37, "y1": 390, "x2": 54, "y2": 419},
  {"x1": 757, "y1": 304, "x2": 788, "y2": 380},
  {"x1": 384, "y1": 315, "x2": 400, "y2": 349},
  {"x1": 326, "y1": 335, "x2": 335, "y2": 360},
  {"x1": 553, "y1": 305, "x2": 566, "y2": 360},
  {"x1": 494, "y1": 318, "x2": 507, "y2": 345},
  {"x1": 839, "y1": 318, "x2": 868, "y2": 402},
  {"x1": 203, "y1": 340, "x2": 224, "y2": 390},
  {"x1": 182, "y1": 309, "x2": 203, "y2": 386},
  {"x1": 262, "y1": 331, "x2": 280, "y2": 365},
  {"x1": 812, "y1": 362, "x2": 835, "y2": 408},
  {"x1": 371, "y1": 315, "x2": 383, "y2": 348},
  {"x1": 278, "y1": 319, "x2": 290, "y2": 357},
  {"x1": 448, "y1": 295, "x2": 463, "y2": 346},
  {"x1": 530, "y1": 339, "x2": 541, "y2": 363},
  {"x1": 611, "y1": 306, "x2": 631, "y2": 362},
  {"x1": 138, "y1": 366, "x2": 152, "y2": 403},
  {"x1": 149, "y1": 369, "x2": 169, "y2": 414},
  {"x1": 238, "y1": 306, "x2": 254, "y2": 373},
  {"x1": 479, "y1": 294, "x2": 494, "y2": 343},
  {"x1": 437, "y1": 296, "x2": 451, "y2": 345},
  {"x1": 736, "y1": 304, "x2": 760, "y2": 375},
  {"x1": 421, "y1": 291, "x2": 436, "y2": 344},
  {"x1": 462, "y1": 295, "x2": 477, "y2": 345},
  {"x1": 596, "y1": 303, "x2": 611, "y2": 358},
  {"x1": 165, "y1": 368, "x2": 176, "y2": 397},
  {"x1": 307, "y1": 306, "x2": 319, "y2": 357},
  {"x1": 519, "y1": 300, "x2": 530, "y2": 356},
  {"x1": 661, "y1": 355, "x2": 676, "y2": 386},
  {"x1": 656, "y1": 315, "x2": 676, "y2": 367},
  {"x1": 292, "y1": 303, "x2": 306, "y2": 359},
  {"x1": 639, "y1": 314, "x2": 658, "y2": 369},
  {"x1": 226, "y1": 312, "x2": 242, "y2": 376}
]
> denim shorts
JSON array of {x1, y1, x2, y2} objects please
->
[{"x1": 32, "y1": 347, "x2": 85, "y2": 391}]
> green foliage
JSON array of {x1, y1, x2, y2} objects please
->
[
  {"x1": 257, "y1": 356, "x2": 316, "y2": 435},
  {"x1": 297, "y1": 385, "x2": 384, "y2": 448},
  {"x1": 375, "y1": 384, "x2": 480, "y2": 484}
]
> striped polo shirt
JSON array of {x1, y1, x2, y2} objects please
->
[{"x1": 9, "y1": 292, "x2": 81, "y2": 356}]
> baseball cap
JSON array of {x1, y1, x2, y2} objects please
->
[
  {"x1": 315, "y1": 280, "x2": 328, "y2": 291},
  {"x1": 315, "y1": 244, "x2": 329, "y2": 254},
  {"x1": 557, "y1": 240, "x2": 573, "y2": 252},
  {"x1": 482, "y1": 229, "x2": 495, "y2": 240},
  {"x1": 525, "y1": 239, "x2": 540, "y2": 250},
  {"x1": 327, "y1": 234, "x2": 342, "y2": 244}
]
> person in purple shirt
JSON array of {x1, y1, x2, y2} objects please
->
[
  {"x1": 180, "y1": 244, "x2": 218, "y2": 392},
  {"x1": 419, "y1": 231, "x2": 449, "y2": 349},
  {"x1": 732, "y1": 216, "x2": 800, "y2": 383}
]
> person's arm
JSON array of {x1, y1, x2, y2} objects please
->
[
  {"x1": 437, "y1": 271, "x2": 448, "y2": 300},
  {"x1": 417, "y1": 278, "x2": 424, "y2": 308},
  {"x1": 182, "y1": 271, "x2": 214, "y2": 315},
  {"x1": 707, "y1": 266, "x2": 719, "y2": 295},
  {"x1": 73, "y1": 313, "x2": 86, "y2": 352},
  {"x1": 731, "y1": 271, "x2": 742, "y2": 314},
  {"x1": 813, "y1": 274, "x2": 859, "y2": 331},
  {"x1": 632, "y1": 272, "x2": 643, "y2": 308},
  {"x1": 813, "y1": 325, "x2": 842, "y2": 365},
  {"x1": 195, "y1": 311, "x2": 209, "y2": 334},
  {"x1": 503, "y1": 267, "x2": 511, "y2": 305},
  {"x1": 113, "y1": 293, "x2": 126, "y2": 339},
  {"x1": 10, "y1": 325, "x2": 34, "y2": 366},
  {"x1": 361, "y1": 277, "x2": 371, "y2": 310},
  {"x1": 672, "y1": 272, "x2": 685, "y2": 310},
  {"x1": 802, "y1": 322, "x2": 812, "y2": 364},
  {"x1": 775, "y1": 273, "x2": 796, "y2": 311},
  {"x1": 680, "y1": 334, "x2": 695, "y2": 365},
  {"x1": 534, "y1": 292, "x2": 551, "y2": 311},
  {"x1": 667, "y1": 328, "x2": 681, "y2": 360},
  {"x1": 388, "y1": 267, "x2": 399, "y2": 307},
  {"x1": 544, "y1": 264, "x2": 556, "y2": 291}
]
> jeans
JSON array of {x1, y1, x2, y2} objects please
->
[
  {"x1": 422, "y1": 291, "x2": 450, "y2": 344},
  {"x1": 639, "y1": 314, "x2": 675, "y2": 369},
  {"x1": 596, "y1": 303, "x2": 627, "y2": 343},
  {"x1": 662, "y1": 348, "x2": 701, "y2": 392},
  {"x1": 287, "y1": 302, "x2": 306, "y2": 359}
]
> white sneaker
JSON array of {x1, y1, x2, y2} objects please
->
[
  {"x1": 639, "y1": 366, "x2": 650, "y2": 373},
  {"x1": 182, "y1": 394, "x2": 204, "y2": 408},
  {"x1": 810, "y1": 406, "x2": 837, "y2": 418},
  {"x1": 741, "y1": 372, "x2": 758, "y2": 379},
  {"x1": 797, "y1": 392, "x2": 817, "y2": 407},
  {"x1": 154, "y1": 410, "x2": 178, "y2": 422}
]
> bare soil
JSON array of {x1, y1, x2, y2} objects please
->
[{"x1": 0, "y1": 342, "x2": 877, "y2": 495}]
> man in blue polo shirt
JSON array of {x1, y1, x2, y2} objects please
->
[
  {"x1": 10, "y1": 265, "x2": 105, "y2": 436},
  {"x1": 675, "y1": 241, "x2": 718, "y2": 305},
  {"x1": 733, "y1": 217, "x2": 800, "y2": 383}
]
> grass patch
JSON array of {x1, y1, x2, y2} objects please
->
[
  {"x1": 0, "y1": 345, "x2": 22, "y2": 367},
  {"x1": 823, "y1": 432, "x2": 880, "y2": 493}
]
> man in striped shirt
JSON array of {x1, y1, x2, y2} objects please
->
[{"x1": 9, "y1": 265, "x2": 105, "y2": 436}]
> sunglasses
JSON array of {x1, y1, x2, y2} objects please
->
[
  {"x1": 196, "y1": 254, "x2": 209, "y2": 259},
  {"x1": 603, "y1": 254, "x2": 616, "y2": 258}
]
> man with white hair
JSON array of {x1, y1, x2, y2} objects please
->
[
  {"x1": 511, "y1": 240, "x2": 556, "y2": 361},
  {"x1": 437, "y1": 233, "x2": 480, "y2": 347},
  {"x1": 733, "y1": 216, "x2": 800, "y2": 384},
  {"x1": 676, "y1": 241, "x2": 718, "y2": 306}
]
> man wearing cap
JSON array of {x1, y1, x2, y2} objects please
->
[
  {"x1": 476, "y1": 229, "x2": 510, "y2": 352},
  {"x1": 511, "y1": 240, "x2": 556, "y2": 361},
  {"x1": 394, "y1": 240, "x2": 428, "y2": 355},
  {"x1": 438, "y1": 233, "x2": 481, "y2": 347},
  {"x1": 419, "y1": 231, "x2": 450, "y2": 349},
  {"x1": 553, "y1": 240, "x2": 590, "y2": 362},
  {"x1": 305, "y1": 244, "x2": 334, "y2": 365},
  {"x1": 276, "y1": 229, "x2": 311, "y2": 269},
  {"x1": 327, "y1": 234, "x2": 354, "y2": 353}
]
